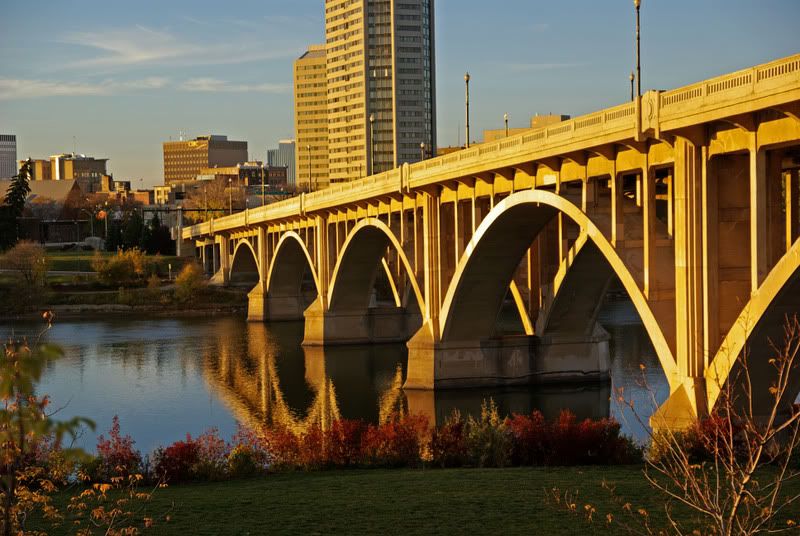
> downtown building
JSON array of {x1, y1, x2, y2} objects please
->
[
  {"x1": 162, "y1": 135, "x2": 248, "y2": 184},
  {"x1": 0, "y1": 134, "x2": 17, "y2": 179},
  {"x1": 294, "y1": 0, "x2": 436, "y2": 188},
  {"x1": 267, "y1": 139, "x2": 296, "y2": 186}
]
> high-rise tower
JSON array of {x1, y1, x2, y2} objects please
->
[
  {"x1": 294, "y1": 45, "x2": 329, "y2": 191},
  {"x1": 295, "y1": 0, "x2": 436, "y2": 187}
]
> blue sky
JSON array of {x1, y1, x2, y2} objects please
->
[{"x1": 1, "y1": 0, "x2": 798, "y2": 186}]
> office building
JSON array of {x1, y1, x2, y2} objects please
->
[
  {"x1": 0, "y1": 134, "x2": 17, "y2": 179},
  {"x1": 294, "y1": 0, "x2": 436, "y2": 187},
  {"x1": 294, "y1": 45, "x2": 329, "y2": 190},
  {"x1": 163, "y1": 135, "x2": 248, "y2": 184},
  {"x1": 267, "y1": 139, "x2": 296, "y2": 186}
]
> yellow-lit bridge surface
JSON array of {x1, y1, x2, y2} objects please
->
[{"x1": 184, "y1": 54, "x2": 800, "y2": 425}]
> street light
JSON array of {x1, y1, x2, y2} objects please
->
[
  {"x1": 504, "y1": 112, "x2": 509, "y2": 137},
  {"x1": 634, "y1": 0, "x2": 642, "y2": 98},
  {"x1": 228, "y1": 178, "x2": 232, "y2": 215},
  {"x1": 629, "y1": 71, "x2": 635, "y2": 101},
  {"x1": 261, "y1": 164, "x2": 265, "y2": 207},
  {"x1": 369, "y1": 114, "x2": 375, "y2": 175},
  {"x1": 307, "y1": 144, "x2": 312, "y2": 192},
  {"x1": 464, "y1": 73, "x2": 471, "y2": 149},
  {"x1": 420, "y1": 142, "x2": 425, "y2": 162}
]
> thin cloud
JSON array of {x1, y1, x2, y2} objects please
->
[
  {"x1": 182, "y1": 78, "x2": 290, "y2": 94},
  {"x1": 59, "y1": 25, "x2": 300, "y2": 70},
  {"x1": 531, "y1": 22, "x2": 550, "y2": 33},
  {"x1": 0, "y1": 77, "x2": 168, "y2": 100}
]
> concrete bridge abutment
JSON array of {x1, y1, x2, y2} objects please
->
[
  {"x1": 302, "y1": 297, "x2": 422, "y2": 346},
  {"x1": 404, "y1": 322, "x2": 611, "y2": 390}
]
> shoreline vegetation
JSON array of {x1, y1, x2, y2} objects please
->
[{"x1": 0, "y1": 246, "x2": 249, "y2": 319}]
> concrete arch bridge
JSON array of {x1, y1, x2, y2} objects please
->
[{"x1": 184, "y1": 54, "x2": 800, "y2": 426}]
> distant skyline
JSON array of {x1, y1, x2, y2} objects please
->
[{"x1": 1, "y1": 0, "x2": 798, "y2": 187}]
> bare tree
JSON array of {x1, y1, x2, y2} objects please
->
[{"x1": 618, "y1": 316, "x2": 800, "y2": 535}]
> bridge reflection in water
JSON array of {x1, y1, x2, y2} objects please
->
[{"x1": 198, "y1": 318, "x2": 618, "y2": 434}]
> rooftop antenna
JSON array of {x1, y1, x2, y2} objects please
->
[{"x1": 72, "y1": 135, "x2": 76, "y2": 156}]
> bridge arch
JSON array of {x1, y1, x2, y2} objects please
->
[
  {"x1": 230, "y1": 239, "x2": 260, "y2": 284},
  {"x1": 264, "y1": 231, "x2": 320, "y2": 321},
  {"x1": 327, "y1": 218, "x2": 424, "y2": 315},
  {"x1": 438, "y1": 189, "x2": 679, "y2": 388},
  {"x1": 706, "y1": 239, "x2": 800, "y2": 414}
]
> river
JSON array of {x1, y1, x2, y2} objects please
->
[{"x1": 2, "y1": 308, "x2": 668, "y2": 454}]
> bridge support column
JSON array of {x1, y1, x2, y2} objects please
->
[
  {"x1": 653, "y1": 136, "x2": 708, "y2": 429},
  {"x1": 302, "y1": 297, "x2": 422, "y2": 346},
  {"x1": 247, "y1": 228, "x2": 270, "y2": 322},
  {"x1": 210, "y1": 236, "x2": 229, "y2": 285}
]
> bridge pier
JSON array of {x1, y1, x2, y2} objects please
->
[
  {"x1": 302, "y1": 297, "x2": 422, "y2": 346},
  {"x1": 405, "y1": 322, "x2": 610, "y2": 390}
]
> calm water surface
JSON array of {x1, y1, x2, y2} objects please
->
[{"x1": 2, "y1": 309, "x2": 667, "y2": 453}]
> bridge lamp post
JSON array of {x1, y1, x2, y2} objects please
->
[
  {"x1": 261, "y1": 165, "x2": 265, "y2": 207},
  {"x1": 228, "y1": 178, "x2": 232, "y2": 215},
  {"x1": 369, "y1": 113, "x2": 376, "y2": 175},
  {"x1": 504, "y1": 112, "x2": 509, "y2": 137},
  {"x1": 629, "y1": 71, "x2": 635, "y2": 101},
  {"x1": 420, "y1": 142, "x2": 425, "y2": 162},
  {"x1": 464, "y1": 72, "x2": 471, "y2": 149},
  {"x1": 634, "y1": 0, "x2": 642, "y2": 98}
]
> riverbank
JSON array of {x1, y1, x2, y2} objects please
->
[
  {"x1": 0, "y1": 284, "x2": 248, "y2": 320},
  {"x1": 33, "y1": 466, "x2": 800, "y2": 535}
]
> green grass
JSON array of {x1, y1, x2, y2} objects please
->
[{"x1": 34, "y1": 466, "x2": 781, "y2": 535}]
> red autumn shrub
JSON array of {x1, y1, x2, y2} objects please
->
[
  {"x1": 507, "y1": 411, "x2": 548, "y2": 466},
  {"x1": 153, "y1": 435, "x2": 199, "y2": 483},
  {"x1": 362, "y1": 413, "x2": 429, "y2": 468},
  {"x1": 297, "y1": 426, "x2": 327, "y2": 470},
  {"x1": 325, "y1": 419, "x2": 367, "y2": 467},
  {"x1": 264, "y1": 428, "x2": 301, "y2": 470},
  {"x1": 429, "y1": 417, "x2": 468, "y2": 468},
  {"x1": 95, "y1": 415, "x2": 142, "y2": 478},
  {"x1": 192, "y1": 428, "x2": 230, "y2": 480},
  {"x1": 231, "y1": 425, "x2": 271, "y2": 469}
]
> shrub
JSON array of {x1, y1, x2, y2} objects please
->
[
  {"x1": 227, "y1": 444, "x2": 262, "y2": 478},
  {"x1": 465, "y1": 399, "x2": 512, "y2": 468},
  {"x1": 93, "y1": 249, "x2": 146, "y2": 286},
  {"x1": 191, "y1": 428, "x2": 229, "y2": 481},
  {"x1": 231, "y1": 426, "x2": 271, "y2": 472},
  {"x1": 362, "y1": 413, "x2": 429, "y2": 468},
  {"x1": 507, "y1": 410, "x2": 548, "y2": 466},
  {"x1": 264, "y1": 428, "x2": 301, "y2": 471},
  {"x1": 146, "y1": 273, "x2": 161, "y2": 299},
  {"x1": 174, "y1": 262, "x2": 205, "y2": 303},
  {"x1": 297, "y1": 426, "x2": 327, "y2": 471},
  {"x1": 0, "y1": 240, "x2": 48, "y2": 288},
  {"x1": 153, "y1": 435, "x2": 199, "y2": 483},
  {"x1": 0, "y1": 241, "x2": 49, "y2": 309},
  {"x1": 649, "y1": 414, "x2": 742, "y2": 465},
  {"x1": 325, "y1": 419, "x2": 367, "y2": 467},
  {"x1": 429, "y1": 411, "x2": 468, "y2": 468},
  {"x1": 93, "y1": 416, "x2": 142, "y2": 480}
]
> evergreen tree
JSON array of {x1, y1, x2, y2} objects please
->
[
  {"x1": 4, "y1": 159, "x2": 32, "y2": 217},
  {"x1": 0, "y1": 160, "x2": 32, "y2": 249}
]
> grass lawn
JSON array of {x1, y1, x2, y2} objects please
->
[{"x1": 35, "y1": 465, "x2": 788, "y2": 535}]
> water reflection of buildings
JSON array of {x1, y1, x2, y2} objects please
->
[{"x1": 200, "y1": 319, "x2": 612, "y2": 433}]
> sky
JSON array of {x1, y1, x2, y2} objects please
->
[{"x1": 1, "y1": 0, "x2": 798, "y2": 187}]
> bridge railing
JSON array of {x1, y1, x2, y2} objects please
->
[
  {"x1": 183, "y1": 53, "x2": 800, "y2": 240},
  {"x1": 660, "y1": 54, "x2": 800, "y2": 118}
]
